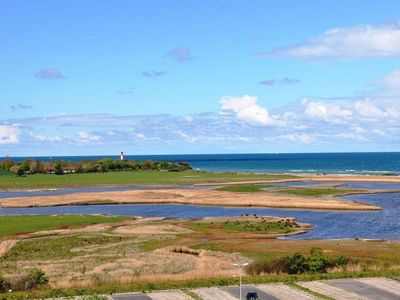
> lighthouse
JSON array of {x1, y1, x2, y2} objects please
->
[{"x1": 120, "y1": 151, "x2": 125, "y2": 161}]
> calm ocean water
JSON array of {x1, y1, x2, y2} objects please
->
[{"x1": 10, "y1": 152, "x2": 400, "y2": 174}]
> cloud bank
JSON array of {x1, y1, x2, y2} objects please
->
[{"x1": 256, "y1": 21, "x2": 400, "y2": 60}]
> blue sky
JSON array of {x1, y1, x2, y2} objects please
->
[{"x1": 1, "y1": 0, "x2": 400, "y2": 156}]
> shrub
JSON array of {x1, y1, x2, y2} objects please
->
[
  {"x1": 283, "y1": 253, "x2": 309, "y2": 274},
  {"x1": 307, "y1": 247, "x2": 329, "y2": 273},
  {"x1": 54, "y1": 163, "x2": 64, "y2": 175},
  {"x1": 246, "y1": 257, "x2": 286, "y2": 275},
  {"x1": 24, "y1": 268, "x2": 49, "y2": 290},
  {"x1": 333, "y1": 255, "x2": 349, "y2": 267}
]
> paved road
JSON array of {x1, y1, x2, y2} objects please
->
[
  {"x1": 222, "y1": 285, "x2": 280, "y2": 300},
  {"x1": 110, "y1": 277, "x2": 400, "y2": 300}
]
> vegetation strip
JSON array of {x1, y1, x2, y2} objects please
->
[
  {"x1": 0, "y1": 215, "x2": 130, "y2": 237},
  {"x1": 2, "y1": 271, "x2": 400, "y2": 300},
  {"x1": 286, "y1": 282, "x2": 334, "y2": 300},
  {"x1": 0, "y1": 170, "x2": 295, "y2": 189},
  {"x1": 182, "y1": 288, "x2": 204, "y2": 300}
]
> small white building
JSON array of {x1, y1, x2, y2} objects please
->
[{"x1": 120, "y1": 151, "x2": 125, "y2": 161}]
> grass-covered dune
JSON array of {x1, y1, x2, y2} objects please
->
[{"x1": 0, "y1": 171, "x2": 297, "y2": 190}]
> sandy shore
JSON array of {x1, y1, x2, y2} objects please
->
[{"x1": 0, "y1": 188, "x2": 381, "y2": 210}]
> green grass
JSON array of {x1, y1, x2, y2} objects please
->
[
  {"x1": 0, "y1": 171, "x2": 297, "y2": 189},
  {"x1": 216, "y1": 184, "x2": 274, "y2": 193},
  {"x1": 184, "y1": 219, "x2": 298, "y2": 235},
  {"x1": 4, "y1": 269, "x2": 400, "y2": 300},
  {"x1": 137, "y1": 236, "x2": 178, "y2": 252},
  {"x1": 0, "y1": 169, "x2": 12, "y2": 175},
  {"x1": 279, "y1": 188, "x2": 360, "y2": 197},
  {"x1": 220, "y1": 220, "x2": 297, "y2": 234},
  {"x1": 2, "y1": 234, "x2": 128, "y2": 261},
  {"x1": 0, "y1": 215, "x2": 130, "y2": 237}
]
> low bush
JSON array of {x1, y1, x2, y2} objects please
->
[
  {"x1": 246, "y1": 257, "x2": 286, "y2": 276},
  {"x1": 246, "y1": 248, "x2": 351, "y2": 276},
  {"x1": 284, "y1": 253, "x2": 309, "y2": 274},
  {"x1": 1, "y1": 269, "x2": 49, "y2": 292},
  {"x1": 25, "y1": 268, "x2": 49, "y2": 290}
]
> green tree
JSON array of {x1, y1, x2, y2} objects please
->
[
  {"x1": 283, "y1": 253, "x2": 309, "y2": 274},
  {"x1": 16, "y1": 167, "x2": 25, "y2": 177},
  {"x1": 54, "y1": 163, "x2": 64, "y2": 175},
  {"x1": 308, "y1": 247, "x2": 329, "y2": 273}
]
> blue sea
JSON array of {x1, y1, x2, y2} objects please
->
[{"x1": 10, "y1": 152, "x2": 400, "y2": 175}]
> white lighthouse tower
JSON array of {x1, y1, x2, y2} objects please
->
[{"x1": 120, "y1": 151, "x2": 125, "y2": 161}]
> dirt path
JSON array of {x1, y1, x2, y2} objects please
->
[
  {"x1": 0, "y1": 239, "x2": 17, "y2": 256},
  {"x1": 0, "y1": 188, "x2": 381, "y2": 210}
]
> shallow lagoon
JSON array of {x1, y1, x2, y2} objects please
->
[{"x1": 0, "y1": 192, "x2": 399, "y2": 240}]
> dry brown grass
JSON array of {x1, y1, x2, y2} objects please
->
[{"x1": 0, "y1": 239, "x2": 17, "y2": 256}]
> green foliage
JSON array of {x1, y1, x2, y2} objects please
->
[
  {"x1": 247, "y1": 248, "x2": 351, "y2": 276},
  {"x1": 216, "y1": 185, "x2": 267, "y2": 193},
  {"x1": 16, "y1": 167, "x2": 25, "y2": 177},
  {"x1": 220, "y1": 220, "x2": 298, "y2": 234},
  {"x1": 24, "y1": 268, "x2": 49, "y2": 290},
  {"x1": 0, "y1": 215, "x2": 130, "y2": 237},
  {"x1": 281, "y1": 188, "x2": 360, "y2": 197},
  {"x1": 284, "y1": 253, "x2": 309, "y2": 274},
  {"x1": 308, "y1": 248, "x2": 329, "y2": 273},
  {"x1": 54, "y1": 163, "x2": 64, "y2": 175},
  {"x1": 5, "y1": 158, "x2": 193, "y2": 176}
]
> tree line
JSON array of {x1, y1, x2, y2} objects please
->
[{"x1": 0, "y1": 158, "x2": 192, "y2": 176}]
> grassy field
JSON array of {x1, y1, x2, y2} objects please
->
[
  {"x1": 280, "y1": 188, "x2": 361, "y2": 197},
  {"x1": 0, "y1": 171, "x2": 297, "y2": 189},
  {"x1": 220, "y1": 220, "x2": 298, "y2": 234},
  {"x1": 216, "y1": 184, "x2": 272, "y2": 192},
  {"x1": 0, "y1": 215, "x2": 399, "y2": 298},
  {"x1": 216, "y1": 184, "x2": 362, "y2": 197},
  {"x1": 185, "y1": 219, "x2": 298, "y2": 235},
  {"x1": 0, "y1": 215, "x2": 130, "y2": 237}
]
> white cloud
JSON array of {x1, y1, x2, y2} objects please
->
[
  {"x1": 220, "y1": 95, "x2": 280, "y2": 126},
  {"x1": 76, "y1": 131, "x2": 102, "y2": 143},
  {"x1": 374, "y1": 68, "x2": 400, "y2": 96},
  {"x1": 0, "y1": 125, "x2": 19, "y2": 144},
  {"x1": 277, "y1": 133, "x2": 314, "y2": 144},
  {"x1": 257, "y1": 22, "x2": 400, "y2": 60},
  {"x1": 354, "y1": 98, "x2": 399, "y2": 120},
  {"x1": 334, "y1": 132, "x2": 368, "y2": 142},
  {"x1": 30, "y1": 133, "x2": 63, "y2": 142},
  {"x1": 372, "y1": 128, "x2": 389, "y2": 137},
  {"x1": 303, "y1": 99, "x2": 352, "y2": 123}
]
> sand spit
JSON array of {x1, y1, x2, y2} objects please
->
[
  {"x1": 0, "y1": 188, "x2": 380, "y2": 210},
  {"x1": 195, "y1": 174, "x2": 400, "y2": 186}
]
